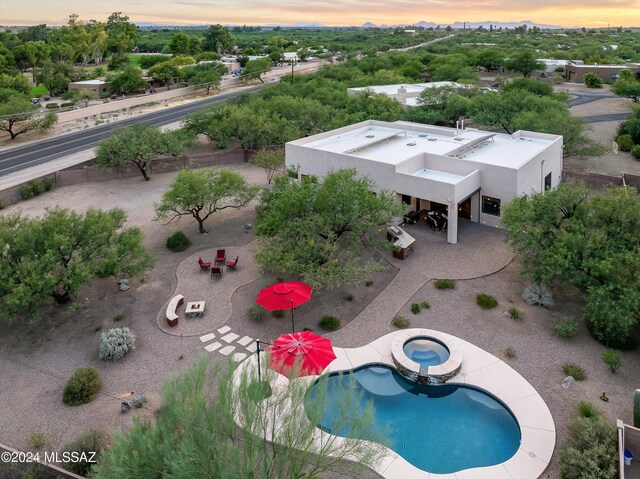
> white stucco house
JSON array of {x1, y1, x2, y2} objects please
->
[
  {"x1": 285, "y1": 120, "x2": 563, "y2": 244},
  {"x1": 347, "y1": 82, "x2": 473, "y2": 107}
]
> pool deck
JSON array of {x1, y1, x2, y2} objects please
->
[{"x1": 236, "y1": 329, "x2": 555, "y2": 479}]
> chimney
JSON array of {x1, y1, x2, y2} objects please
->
[{"x1": 396, "y1": 86, "x2": 407, "y2": 105}]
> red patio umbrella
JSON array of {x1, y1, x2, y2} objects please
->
[
  {"x1": 267, "y1": 331, "x2": 336, "y2": 378},
  {"x1": 256, "y1": 281, "x2": 312, "y2": 332}
]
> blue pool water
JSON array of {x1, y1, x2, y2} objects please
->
[
  {"x1": 403, "y1": 337, "x2": 450, "y2": 367},
  {"x1": 305, "y1": 365, "x2": 521, "y2": 474}
]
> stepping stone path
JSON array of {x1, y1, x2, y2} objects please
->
[{"x1": 199, "y1": 327, "x2": 256, "y2": 362}]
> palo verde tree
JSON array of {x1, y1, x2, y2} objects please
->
[
  {"x1": 611, "y1": 70, "x2": 640, "y2": 103},
  {"x1": 501, "y1": 184, "x2": 640, "y2": 348},
  {"x1": 255, "y1": 168, "x2": 404, "y2": 289},
  {"x1": 250, "y1": 148, "x2": 285, "y2": 184},
  {"x1": 242, "y1": 58, "x2": 271, "y2": 83},
  {"x1": 0, "y1": 207, "x2": 152, "y2": 320},
  {"x1": 180, "y1": 62, "x2": 226, "y2": 95},
  {"x1": 92, "y1": 356, "x2": 387, "y2": 479},
  {"x1": 504, "y1": 51, "x2": 543, "y2": 77},
  {"x1": 155, "y1": 168, "x2": 259, "y2": 234},
  {"x1": 95, "y1": 125, "x2": 190, "y2": 181},
  {"x1": 0, "y1": 90, "x2": 57, "y2": 140}
]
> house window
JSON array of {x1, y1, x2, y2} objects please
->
[
  {"x1": 544, "y1": 172, "x2": 552, "y2": 191},
  {"x1": 401, "y1": 194, "x2": 411, "y2": 206},
  {"x1": 482, "y1": 196, "x2": 501, "y2": 216}
]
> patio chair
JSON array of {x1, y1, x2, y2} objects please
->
[
  {"x1": 226, "y1": 256, "x2": 239, "y2": 270},
  {"x1": 198, "y1": 257, "x2": 211, "y2": 270},
  {"x1": 215, "y1": 249, "x2": 226, "y2": 264},
  {"x1": 211, "y1": 265, "x2": 223, "y2": 278}
]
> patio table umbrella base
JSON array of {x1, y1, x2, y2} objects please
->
[{"x1": 256, "y1": 281, "x2": 312, "y2": 333}]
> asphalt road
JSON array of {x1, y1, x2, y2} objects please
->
[
  {"x1": 567, "y1": 91, "x2": 616, "y2": 107},
  {"x1": 0, "y1": 85, "x2": 264, "y2": 176}
]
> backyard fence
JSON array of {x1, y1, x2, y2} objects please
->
[{"x1": 562, "y1": 170, "x2": 640, "y2": 190}]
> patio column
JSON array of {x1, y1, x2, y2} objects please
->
[{"x1": 447, "y1": 201, "x2": 458, "y2": 245}]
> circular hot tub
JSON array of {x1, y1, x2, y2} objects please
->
[{"x1": 403, "y1": 337, "x2": 450, "y2": 367}]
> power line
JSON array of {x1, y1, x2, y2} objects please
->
[{"x1": 0, "y1": 355, "x2": 380, "y2": 479}]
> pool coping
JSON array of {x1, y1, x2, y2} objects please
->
[{"x1": 234, "y1": 329, "x2": 556, "y2": 479}]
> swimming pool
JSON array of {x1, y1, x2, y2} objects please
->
[
  {"x1": 403, "y1": 337, "x2": 450, "y2": 367},
  {"x1": 305, "y1": 364, "x2": 521, "y2": 474}
]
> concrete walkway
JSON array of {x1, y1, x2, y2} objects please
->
[{"x1": 328, "y1": 221, "x2": 515, "y2": 347}]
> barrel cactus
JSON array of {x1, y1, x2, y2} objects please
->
[{"x1": 635, "y1": 389, "x2": 640, "y2": 428}]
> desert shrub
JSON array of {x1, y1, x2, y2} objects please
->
[
  {"x1": 420, "y1": 300, "x2": 430, "y2": 309},
  {"x1": 365, "y1": 280, "x2": 373, "y2": 287},
  {"x1": 476, "y1": 293, "x2": 498, "y2": 309},
  {"x1": 577, "y1": 400, "x2": 599, "y2": 419},
  {"x1": 583, "y1": 72, "x2": 603, "y2": 88},
  {"x1": 410, "y1": 303, "x2": 421, "y2": 314},
  {"x1": 62, "y1": 429, "x2": 106, "y2": 475},
  {"x1": 99, "y1": 327, "x2": 136, "y2": 361},
  {"x1": 522, "y1": 283, "x2": 554, "y2": 308},
  {"x1": 248, "y1": 304, "x2": 265, "y2": 322},
  {"x1": 20, "y1": 180, "x2": 44, "y2": 199},
  {"x1": 344, "y1": 293, "x2": 354, "y2": 302},
  {"x1": 60, "y1": 102, "x2": 75, "y2": 108},
  {"x1": 616, "y1": 134, "x2": 635, "y2": 152},
  {"x1": 165, "y1": 231, "x2": 191, "y2": 252},
  {"x1": 553, "y1": 316, "x2": 578, "y2": 338},
  {"x1": 319, "y1": 315, "x2": 340, "y2": 331},
  {"x1": 563, "y1": 363, "x2": 586, "y2": 381},
  {"x1": 602, "y1": 350, "x2": 621, "y2": 373},
  {"x1": 0, "y1": 198, "x2": 4, "y2": 209},
  {"x1": 113, "y1": 314, "x2": 124, "y2": 322},
  {"x1": 503, "y1": 346, "x2": 516, "y2": 359},
  {"x1": 631, "y1": 145, "x2": 640, "y2": 160},
  {"x1": 507, "y1": 307, "x2": 523, "y2": 320},
  {"x1": 434, "y1": 278, "x2": 456, "y2": 289},
  {"x1": 42, "y1": 177, "x2": 55, "y2": 191},
  {"x1": 392, "y1": 315, "x2": 410, "y2": 329},
  {"x1": 559, "y1": 410, "x2": 618, "y2": 479},
  {"x1": 28, "y1": 431, "x2": 48, "y2": 449},
  {"x1": 272, "y1": 309, "x2": 284, "y2": 318},
  {"x1": 63, "y1": 367, "x2": 102, "y2": 405},
  {"x1": 45, "y1": 103, "x2": 60, "y2": 109}
]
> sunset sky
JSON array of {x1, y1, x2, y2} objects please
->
[{"x1": 2, "y1": 0, "x2": 638, "y2": 27}]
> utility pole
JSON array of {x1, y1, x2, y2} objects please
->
[{"x1": 291, "y1": 59, "x2": 294, "y2": 83}]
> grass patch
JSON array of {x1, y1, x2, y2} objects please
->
[
  {"x1": 602, "y1": 350, "x2": 622, "y2": 373},
  {"x1": 553, "y1": 316, "x2": 578, "y2": 338},
  {"x1": 30, "y1": 84, "x2": 49, "y2": 98},
  {"x1": 127, "y1": 54, "x2": 144, "y2": 67},
  {"x1": 434, "y1": 278, "x2": 456, "y2": 289},
  {"x1": 272, "y1": 310, "x2": 284, "y2": 318},
  {"x1": 365, "y1": 280, "x2": 373, "y2": 287},
  {"x1": 27, "y1": 431, "x2": 48, "y2": 449},
  {"x1": 476, "y1": 293, "x2": 498, "y2": 309},
  {"x1": 577, "y1": 400, "x2": 600, "y2": 419},
  {"x1": 420, "y1": 301, "x2": 430, "y2": 309},
  {"x1": 507, "y1": 307, "x2": 523, "y2": 320},
  {"x1": 63, "y1": 367, "x2": 102, "y2": 406},
  {"x1": 392, "y1": 315, "x2": 410, "y2": 329},
  {"x1": 503, "y1": 346, "x2": 516, "y2": 359},
  {"x1": 248, "y1": 304, "x2": 265, "y2": 322},
  {"x1": 563, "y1": 362, "x2": 586, "y2": 381},
  {"x1": 344, "y1": 293, "x2": 354, "y2": 302},
  {"x1": 410, "y1": 303, "x2": 421, "y2": 314},
  {"x1": 319, "y1": 316, "x2": 340, "y2": 331},
  {"x1": 113, "y1": 314, "x2": 124, "y2": 323}
]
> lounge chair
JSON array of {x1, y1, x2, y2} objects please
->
[
  {"x1": 198, "y1": 257, "x2": 211, "y2": 270},
  {"x1": 215, "y1": 249, "x2": 226, "y2": 264},
  {"x1": 226, "y1": 256, "x2": 239, "y2": 270}
]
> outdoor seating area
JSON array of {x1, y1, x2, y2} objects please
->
[
  {"x1": 405, "y1": 209, "x2": 448, "y2": 231},
  {"x1": 197, "y1": 250, "x2": 241, "y2": 278},
  {"x1": 166, "y1": 294, "x2": 207, "y2": 326}
]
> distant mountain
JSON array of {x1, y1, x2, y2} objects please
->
[
  {"x1": 449, "y1": 20, "x2": 562, "y2": 29},
  {"x1": 414, "y1": 21, "x2": 439, "y2": 28},
  {"x1": 292, "y1": 22, "x2": 327, "y2": 27},
  {"x1": 362, "y1": 22, "x2": 377, "y2": 28}
]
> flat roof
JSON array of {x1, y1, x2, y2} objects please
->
[
  {"x1": 69, "y1": 80, "x2": 108, "y2": 85},
  {"x1": 297, "y1": 121, "x2": 559, "y2": 170},
  {"x1": 348, "y1": 82, "x2": 469, "y2": 96},
  {"x1": 412, "y1": 168, "x2": 465, "y2": 184}
]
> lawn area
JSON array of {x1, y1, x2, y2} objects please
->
[
  {"x1": 30, "y1": 84, "x2": 49, "y2": 98},
  {"x1": 128, "y1": 54, "x2": 144, "y2": 68}
]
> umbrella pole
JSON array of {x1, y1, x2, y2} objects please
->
[
  {"x1": 256, "y1": 339, "x2": 261, "y2": 383},
  {"x1": 290, "y1": 300, "x2": 295, "y2": 333}
]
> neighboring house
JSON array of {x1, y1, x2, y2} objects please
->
[
  {"x1": 67, "y1": 79, "x2": 110, "y2": 96},
  {"x1": 565, "y1": 63, "x2": 640, "y2": 82},
  {"x1": 283, "y1": 52, "x2": 299, "y2": 62},
  {"x1": 286, "y1": 120, "x2": 563, "y2": 244},
  {"x1": 537, "y1": 58, "x2": 582, "y2": 74},
  {"x1": 347, "y1": 82, "x2": 472, "y2": 107}
]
